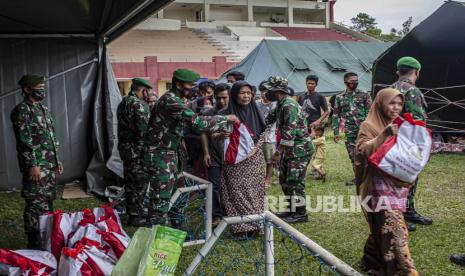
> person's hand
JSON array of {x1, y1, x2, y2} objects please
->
[
  {"x1": 203, "y1": 154, "x2": 211, "y2": 167},
  {"x1": 385, "y1": 124, "x2": 399, "y2": 136},
  {"x1": 334, "y1": 135, "x2": 340, "y2": 143},
  {"x1": 271, "y1": 151, "x2": 281, "y2": 164},
  {"x1": 226, "y1": 115, "x2": 240, "y2": 124},
  {"x1": 310, "y1": 121, "x2": 319, "y2": 129},
  {"x1": 220, "y1": 130, "x2": 231, "y2": 139},
  {"x1": 29, "y1": 166, "x2": 41, "y2": 182},
  {"x1": 57, "y1": 163, "x2": 64, "y2": 174}
]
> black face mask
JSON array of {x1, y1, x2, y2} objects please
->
[
  {"x1": 30, "y1": 88, "x2": 46, "y2": 101},
  {"x1": 265, "y1": 90, "x2": 279, "y2": 102},
  {"x1": 346, "y1": 82, "x2": 359, "y2": 91}
]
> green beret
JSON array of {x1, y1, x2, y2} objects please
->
[
  {"x1": 18, "y1": 74, "x2": 45, "y2": 87},
  {"x1": 397, "y1": 56, "x2": 421, "y2": 70},
  {"x1": 173, "y1": 69, "x2": 200, "y2": 83},
  {"x1": 131, "y1": 78, "x2": 152, "y2": 89}
]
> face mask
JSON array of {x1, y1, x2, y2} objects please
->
[
  {"x1": 266, "y1": 90, "x2": 279, "y2": 102},
  {"x1": 30, "y1": 88, "x2": 45, "y2": 101},
  {"x1": 346, "y1": 82, "x2": 358, "y2": 90}
]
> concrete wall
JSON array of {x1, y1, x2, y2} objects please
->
[
  {"x1": 164, "y1": 8, "x2": 198, "y2": 22},
  {"x1": 210, "y1": 6, "x2": 246, "y2": 21},
  {"x1": 111, "y1": 56, "x2": 238, "y2": 92},
  {"x1": 135, "y1": 18, "x2": 182, "y2": 30}
]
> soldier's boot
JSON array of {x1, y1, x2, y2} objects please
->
[
  {"x1": 450, "y1": 253, "x2": 465, "y2": 266},
  {"x1": 274, "y1": 197, "x2": 292, "y2": 218},
  {"x1": 284, "y1": 206, "x2": 308, "y2": 224},
  {"x1": 404, "y1": 207, "x2": 433, "y2": 225},
  {"x1": 127, "y1": 215, "x2": 147, "y2": 227},
  {"x1": 26, "y1": 232, "x2": 42, "y2": 250}
]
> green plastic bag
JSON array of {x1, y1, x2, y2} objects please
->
[
  {"x1": 139, "y1": 226, "x2": 187, "y2": 276},
  {"x1": 112, "y1": 226, "x2": 186, "y2": 276}
]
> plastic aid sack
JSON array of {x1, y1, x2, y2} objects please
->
[
  {"x1": 111, "y1": 226, "x2": 186, "y2": 276},
  {"x1": 368, "y1": 113, "x2": 432, "y2": 183}
]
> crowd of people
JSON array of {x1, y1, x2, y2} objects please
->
[{"x1": 10, "y1": 55, "x2": 464, "y2": 275}]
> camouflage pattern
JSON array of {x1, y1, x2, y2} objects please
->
[
  {"x1": 391, "y1": 77, "x2": 427, "y2": 212},
  {"x1": 332, "y1": 89, "x2": 372, "y2": 167},
  {"x1": 11, "y1": 101, "x2": 59, "y2": 234},
  {"x1": 116, "y1": 91, "x2": 150, "y2": 216},
  {"x1": 266, "y1": 96, "x2": 314, "y2": 159},
  {"x1": 144, "y1": 90, "x2": 228, "y2": 225},
  {"x1": 267, "y1": 96, "x2": 313, "y2": 198},
  {"x1": 23, "y1": 168, "x2": 56, "y2": 232},
  {"x1": 391, "y1": 77, "x2": 427, "y2": 121}
]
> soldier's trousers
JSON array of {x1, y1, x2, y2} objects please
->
[
  {"x1": 279, "y1": 155, "x2": 310, "y2": 207},
  {"x1": 145, "y1": 150, "x2": 179, "y2": 225},
  {"x1": 22, "y1": 168, "x2": 56, "y2": 234},
  {"x1": 345, "y1": 138, "x2": 356, "y2": 171},
  {"x1": 123, "y1": 158, "x2": 148, "y2": 216},
  {"x1": 406, "y1": 178, "x2": 418, "y2": 211}
]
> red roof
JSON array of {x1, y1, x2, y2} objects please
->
[{"x1": 271, "y1": 27, "x2": 360, "y2": 41}]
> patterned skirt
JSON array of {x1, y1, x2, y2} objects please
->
[
  {"x1": 221, "y1": 148, "x2": 266, "y2": 234},
  {"x1": 361, "y1": 209, "x2": 419, "y2": 276}
]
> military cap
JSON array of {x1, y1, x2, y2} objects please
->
[
  {"x1": 264, "y1": 76, "x2": 290, "y2": 94},
  {"x1": 18, "y1": 74, "x2": 45, "y2": 87},
  {"x1": 173, "y1": 69, "x2": 200, "y2": 83},
  {"x1": 131, "y1": 78, "x2": 153, "y2": 89},
  {"x1": 397, "y1": 56, "x2": 421, "y2": 70}
]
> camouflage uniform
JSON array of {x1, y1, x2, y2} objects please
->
[
  {"x1": 117, "y1": 91, "x2": 150, "y2": 216},
  {"x1": 392, "y1": 77, "x2": 427, "y2": 211},
  {"x1": 11, "y1": 101, "x2": 60, "y2": 235},
  {"x1": 144, "y1": 90, "x2": 228, "y2": 225},
  {"x1": 332, "y1": 89, "x2": 372, "y2": 169},
  {"x1": 267, "y1": 96, "x2": 314, "y2": 199}
]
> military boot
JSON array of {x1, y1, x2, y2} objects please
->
[
  {"x1": 450, "y1": 253, "x2": 465, "y2": 266},
  {"x1": 127, "y1": 215, "x2": 147, "y2": 227},
  {"x1": 274, "y1": 197, "x2": 292, "y2": 218},
  {"x1": 404, "y1": 207, "x2": 433, "y2": 225},
  {"x1": 26, "y1": 232, "x2": 42, "y2": 250},
  {"x1": 284, "y1": 206, "x2": 308, "y2": 224}
]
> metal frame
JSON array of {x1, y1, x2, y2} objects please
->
[
  {"x1": 184, "y1": 211, "x2": 362, "y2": 276},
  {"x1": 170, "y1": 172, "x2": 212, "y2": 247}
]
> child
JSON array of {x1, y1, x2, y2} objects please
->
[{"x1": 311, "y1": 124, "x2": 326, "y2": 182}]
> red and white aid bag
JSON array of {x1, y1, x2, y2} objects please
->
[
  {"x1": 368, "y1": 113, "x2": 432, "y2": 183},
  {"x1": 224, "y1": 122, "x2": 255, "y2": 165}
]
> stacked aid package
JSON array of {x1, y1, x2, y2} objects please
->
[
  {"x1": 368, "y1": 113, "x2": 432, "y2": 183},
  {"x1": 0, "y1": 204, "x2": 130, "y2": 276}
]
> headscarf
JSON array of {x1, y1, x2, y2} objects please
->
[
  {"x1": 354, "y1": 88, "x2": 407, "y2": 201},
  {"x1": 220, "y1": 81, "x2": 266, "y2": 140}
]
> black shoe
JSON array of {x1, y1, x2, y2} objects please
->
[
  {"x1": 407, "y1": 222, "x2": 416, "y2": 232},
  {"x1": 345, "y1": 179, "x2": 356, "y2": 186},
  {"x1": 127, "y1": 215, "x2": 147, "y2": 227},
  {"x1": 274, "y1": 211, "x2": 292, "y2": 218},
  {"x1": 284, "y1": 213, "x2": 308, "y2": 224},
  {"x1": 26, "y1": 232, "x2": 42, "y2": 250},
  {"x1": 404, "y1": 210, "x2": 433, "y2": 225},
  {"x1": 450, "y1": 253, "x2": 465, "y2": 266}
]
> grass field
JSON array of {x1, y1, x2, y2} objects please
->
[{"x1": 1, "y1": 140, "x2": 464, "y2": 275}]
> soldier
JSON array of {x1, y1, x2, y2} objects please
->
[
  {"x1": 144, "y1": 69, "x2": 239, "y2": 226},
  {"x1": 332, "y1": 72, "x2": 372, "y2": 186},
  {"x1": 392, "y1": 56, "x2": 433, "y2": 229},
  {"x1": 117, "y1": 78, "x2": 152, "y2": 227},
  {"x1": 264, "y1": 76, "x2": 314, "y2": 224},
  {"x1": 11, "y1": 74, "x2": 63, "y2": 249}
]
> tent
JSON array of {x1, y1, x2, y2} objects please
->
[
  {"x1": 0, "y1": 0, "x2": 172, "y2": 192},
  {"x1": 373, "y1": 1, "x2": 465, "y2": 133},
  {"x1": 218, "y1": 40, "x2": 392, "y2": 96}
]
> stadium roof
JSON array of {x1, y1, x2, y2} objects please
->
[{"x1": 219, "y1": 40, "x2": 392, "y2": 96}]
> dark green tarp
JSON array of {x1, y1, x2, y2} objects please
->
[{"x1": 219, "y1": 40, "x2": 392, "y2": 96}]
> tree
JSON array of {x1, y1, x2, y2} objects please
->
[
  {"x1": 350, "y1": 13, "x2": 377, "y2": 32},
  {"x1": 399, "y1": 16, "x2": 413, "y2": 37}
]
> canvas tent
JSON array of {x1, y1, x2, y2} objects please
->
[
  {"x1": 0, "y1": 0, "x2": 172, "y2": 192},
  {"x1": 219, "y1": 40, "x2": 392, "y2": 96},
  {"x1": 373, "y1": 1, "x2": 465, "y2": 133}
]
